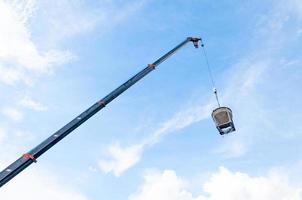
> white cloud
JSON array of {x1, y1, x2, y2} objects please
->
[
  {"x1": 8, "y1": 0, "x2": 37, "y2": 24},
  {"x1": 129, "y1": 170, "x2": 193, "y2": 200},
  {"x1": 1, "y1": 107, "x2": 23, "y2": 122},
  {"x1": 0, "y1": 0, "x2": 147, "y2": 86},
  {"x1": 98, "y1": 143, "x2": 143, "y2": 176},
  {"x1": 20, "y1": 96, "x2": 47, "y2": 111},
  {"x1": 129, "y1": 167, "x2": 302, "y2": 200},
  {"x1": 0, "y1": 0, "x2": 74, "y2": 85}
]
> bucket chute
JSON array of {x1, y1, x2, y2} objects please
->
[{"x1": 211, "y1": 107, "x2": 235, "y2": 135}]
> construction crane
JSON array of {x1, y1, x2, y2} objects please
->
[{"x1": 0, "y1": 37, "x2": 203, "y2": 188}]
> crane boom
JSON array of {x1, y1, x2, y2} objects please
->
[{"x1": 0, "y1": 37, "x2": 201, "y2": 188}]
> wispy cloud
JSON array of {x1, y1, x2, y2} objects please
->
[
  {"x1": 0, "y1": 126, "x2": 7, "y2": 144},
  {"x1": 213, "y1": 60, "x2": 270, "y2": 157},
  {"x1": 0, "y1": 121, "x2": 88, "y2": 199},
  {"x1": 1, "y1": 107, "x2": 23, "y2": 122},
  {"x1": 19, "y1": 96, "x2": 47, "y2": 111},
  {"x1": 0, "y1": 167, "x2": 88, "y2": 200},
  {"x1": 98, "y1": 101, "x2": 213, "y2": 176},
  {"x1": 38, "y1": 0, "x2": 148, "y2": 44}
]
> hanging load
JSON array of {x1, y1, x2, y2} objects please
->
[
  {"x1": 211, "y1": 106, "x2": 235, "y2": 135},
  {"x1": 201, "y1": 42, "x2": 236, "y2": 135}
]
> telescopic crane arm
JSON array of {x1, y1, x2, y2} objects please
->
[{"x1": 0, "y1": 37, "x2": 201, "y2": 188}]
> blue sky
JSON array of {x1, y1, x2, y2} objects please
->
[{"x1": 0, "y1": 0, "x2": 302, "y2": 199}]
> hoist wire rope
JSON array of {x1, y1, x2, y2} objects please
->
[{"x1": 201, "y1": 42, "x2": 221, "y2": 107}]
